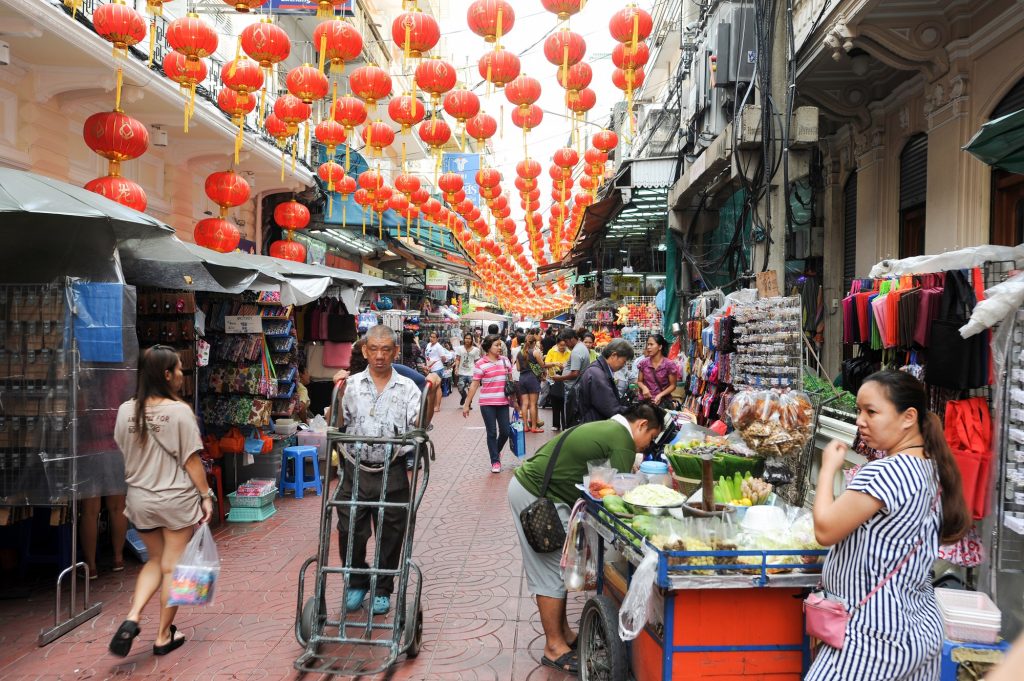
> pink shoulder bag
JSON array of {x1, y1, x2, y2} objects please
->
[{"x1": 805, "y1": 490, "x2": 938, "y2": 648}]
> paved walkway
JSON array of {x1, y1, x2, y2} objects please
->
[{"x1": 0, "y1": 395, "x2": 583, "y2": 680}]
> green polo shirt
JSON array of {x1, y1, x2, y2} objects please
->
[{"x1": 514, "y1": 419, "x2": 637, "y2": 506}]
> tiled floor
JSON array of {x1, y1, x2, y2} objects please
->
[{"x1": 0, "y1": 396, "x2": 583, "y2": 680}]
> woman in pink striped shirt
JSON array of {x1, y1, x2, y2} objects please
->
[{"x1": 462, "y1": 335, "x2": 513, "y2": 473}]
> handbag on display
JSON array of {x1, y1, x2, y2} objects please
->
[
  {"x1": 945, "y1": 397, "x2": 992, "y2": 520},
  {"x1": 322, "y1": 341, "x2": 353, "y2": 368},
  {"x1": 326, "y1": 301, "x2": 358, "y2": 343},
  {"x1": 519, "y1": 427, "x2": 578, "y2": 553},
  {"x1": 926, "y1": 270, "x2": 987, "y2": 390},
  {"x1": 218, "y1": 427, "x2": 245, "y2": 455}
]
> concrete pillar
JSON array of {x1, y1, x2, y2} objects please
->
[{"x1": 820, "y1": 143, "x2": 845, "y2": 377}]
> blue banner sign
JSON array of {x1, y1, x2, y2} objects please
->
[
  {"x1": 441, "y1": 153, "x2": 481, "y2": 207},
  {"x1": 268, "y1": 0, "x2": 353, "y2": 14}
]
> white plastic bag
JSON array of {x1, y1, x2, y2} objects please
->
[
  {"x1": 168, "y1": 524, "x2": 220, "y2": 606},
  {"x1": 618, "y1": 544, "x2": 659, "y2": 641},
  {"x1": 309, "y1": 414, "x2": 328, "y2": 434}
]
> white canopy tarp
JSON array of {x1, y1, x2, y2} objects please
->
[{"x1": 868, "y1": 244, "x2": 1024, "y2": 278}]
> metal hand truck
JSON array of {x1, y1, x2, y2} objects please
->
[{"x1": 294, "y1": 384, "x2": 433, "y2": 675}]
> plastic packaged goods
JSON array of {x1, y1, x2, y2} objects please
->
[
  {"x1": 934, "y1": 588, "x2": 1002, "y2": 644},
  {"x1": 168, "y1": 524, "x2": 220, "y2": 606}
]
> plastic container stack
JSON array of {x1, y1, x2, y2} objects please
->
[{"x1": 934, "y1": 588, "x2": 1002, "y2": 644}]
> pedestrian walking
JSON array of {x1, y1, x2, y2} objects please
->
[
  {"x1": 558, "y1": 329, "x2": 591, "y2": 427},
  {"x1": 516, "y1": 333, "x2": 545, "y2": 432},
  {"x1": 808, "y1": 370, "x2": 969, "y2": 680},
  {"x1": 454, "y1": 334, "x2": 480, "y2": 407},
  {"x1": 334, "y1": 326, "x2": 422, "y2": 616},
  {"x1": 507, "y1": 402, "x2": 667, "y2": 674},
  {"x1": 576, "y1": 339, "x2": 634, "y2": 424},
  {"x1": 108, "y1": 346, "x2": 215, "y2": 658},
  {"x1": 543, "y1": 334, "x2": 571, "y2": 431},
  {"x1": 462, "y1": 334, "x2": 513, "y2": 473},
  {"x1": 636, "y1": 333, "x2": 681, "y2": 406}
]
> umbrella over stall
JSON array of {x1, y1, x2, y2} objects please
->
[
  {"x1": 964, "y1": 108, "x2": 1024, "y2": 174},
  {"x1": 0, "y1": 168, "x2": 173, "y2": 283}
]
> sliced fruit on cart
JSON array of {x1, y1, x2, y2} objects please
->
[
  {"x1": 622, "y1": 484, "x2": 685, "y2": 508},
  {"x1": 602, "y1": 495, "x2": 629, "y2": 516}
]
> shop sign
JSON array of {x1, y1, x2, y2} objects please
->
[
  {"x1": 441, "y1": 153, "x2": 481, "y2": 206},
  {"x1": 225, "y1": 315, "x2": 263, "y2": 334},
  {"x1": 268, "y1": 0, "x2": 354, "y2": 13},
  {"x1": 756, "y1": 270, "x2": 780, "y2": 298},
  {"x1": 425, "y1": 269, "x2": 450, "y2": 291},
  {"x1": 363, "y1": 264, "x2": 384, "y2": 280},
  {"x1": 448, "y1": 276, "x2": 466, "y2": 293}
]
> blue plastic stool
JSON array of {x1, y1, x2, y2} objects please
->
[{"x1": 279, "y1": 445, "x2": 322, "y2": 499}]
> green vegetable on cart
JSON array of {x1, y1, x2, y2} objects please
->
[{"x1": 603, "y1": 495, "x2": 629, "y2": 516}]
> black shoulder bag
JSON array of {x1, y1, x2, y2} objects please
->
[{"x1": 519, "y1": 426, "x2": 577, "y2": 553}]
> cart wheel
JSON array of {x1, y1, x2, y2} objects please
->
[
  {"x1": 578, "y1": 595, "x2": 627, "y2": 681},
  {"x1": 406, "y1": 607, "x2": 423, "y2": 658},
  {"x1": 299, "y1": 596, "x2": 322, "y2": 646}
]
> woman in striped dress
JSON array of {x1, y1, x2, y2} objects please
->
[{"x1": 809, "y1": 370, "x2": 969, "y2": 681}]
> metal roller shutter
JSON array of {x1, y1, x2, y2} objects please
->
[
  {"x1": 843, "y1": 172, "x2": 857, "y2": 291},
  {"x1": 900, "y1": 134, "x2": 928, "y2": 211}
]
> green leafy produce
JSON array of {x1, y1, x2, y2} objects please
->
[{"x1": 631, "y1": 515, "x2": 660, "y2": 539}]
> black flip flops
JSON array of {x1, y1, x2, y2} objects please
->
[
  {"x1": 153, "y1": 625, "x2": 186, "y2": 656},
  {"x1": 108, "y1": 620, "x2": 140, "y2": 657}
]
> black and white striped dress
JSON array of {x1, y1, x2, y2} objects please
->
[{"x1": 806, "y1": 455, "x2": 943, "y2": 681}]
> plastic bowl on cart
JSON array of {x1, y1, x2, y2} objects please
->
[{"x1": 611, "y1": 473, "x2": 645, "y2": 496}]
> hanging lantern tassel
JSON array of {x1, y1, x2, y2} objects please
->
[
  {"x1": 280, "y1": 149, "x2": 286, "y2": 182},
  {"x1": 115, "y1": 66, "x2": 124, "y2": 111},
  {"x1": 319, "y1": 33, "x2": 328, "y2": 73},
  {"x1": 627, "y1": 71, "x2": 635, "y2": 135},
  {"x1": 379, "y1": 210, "x2": 383, "y2": 240},
  {"x1": 403, "y1": 20, "x2": 411, "y2": 68},
  {"x1": 499, "y1": 105, "x2": 504, "y2": 139},
  {"x1": 417, "y1": 216, "x2": 421, "y2": 240},
  {"x1": 328, "y1": 192, "x2": 333, "y2": 218},
  {"x1": 318, "y1": 1, "x2": 333, "y2": 19},
  {"x1": 341, "y1": 201, "x2": 346, "y2": 227},
  {"x1": 434, "y1": 146, "x2": 441, "y2": 184},
  {"x1": 233, "y1": 117, "x2": 243, "y2": 163},
  {"x1": 362, "y1": 208, "x2": 366, "y2": 235},
  {"x1": 148, "y1": 18, "x2": 157, "y2": 67},
  {"x1": 496, "y1": 6, "x2": 504, "y2": 48},
  {"x1": 345, "y1": 140, "x2": 351, "y2": 173},
  {"x1": 291, "y1": 137, "x2": 298, "y2": 173},
  {"x1": 401, "y1": 141, "x2": 406, "y2": 170},
  {"x1": 304, "y1": 121, "x2": 311, "y2": 163},
  {"x1": 461, "y1": 122, "x2": 467, "y2": 152}
]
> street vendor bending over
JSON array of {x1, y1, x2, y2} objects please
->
[
  {"x1": 333, "y1": 325, "x2": 422, "y2": 616},
  {"x1": 507, "y1": 402, "x2": 667, "y2": 674}
]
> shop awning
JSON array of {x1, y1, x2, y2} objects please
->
[
  {"x1": 964, "y1": 108, "x2": 1024, "y2": 173},
  {"x1": 119, "y1": 234, "x2": 396, "y2": 307},
  {"x1": 388, "y1": 238, "x2": 477, "y2": 280}
]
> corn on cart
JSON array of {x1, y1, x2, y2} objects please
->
[{"x1": 578, "y1": 498, "x2": 828, "y2": 681}]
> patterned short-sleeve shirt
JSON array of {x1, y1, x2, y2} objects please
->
[{"x1": 341, "y1": 369, "x2": 422, "y2": 464}]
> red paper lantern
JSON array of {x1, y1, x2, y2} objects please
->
[
  {"x1": 274, "y1": 94, "x2": 311, "y2": 133},
  {"x1": 415, "y1": 57, "x2": 457, "y2": 103},
  {"x1": 335, "y1": 174, "x2": 357, "y2": 197},
  {"x1": 194, "y1": 217, "x2": 240, "y2": 253},
  {"x1": 241, "y1": 18, "x2": 290, "y2": 70},
  {"x1": 358, "y1": 169, "x2": 386, "y2": 192},
  {"x1": 609, "y1": 6, "x2": 654, "y2": 44},
  {"x1": 556, "y1": 61, "x2": 592, "y2": 92},
  {"x1": 552, "y1": 147, "x2": 579, "y2": 168},
  {"x1": 543, "y1": 29, "x2": 586, "y2": 67},
  {"x1": 475, "y1": 168, "x2": 502, "y2": 188},
  {"x1": 516, "y1": 158, "x2": 542, "y2": 179},
  {"x1": 489, "y1": 195, "x2": 509, "y2": 213},
  {"x1": 465, "y1": 112, "x2": 498, "y2": 145},
  {"x1": 521, "y1": 198, "x2": 541, "y2": 212},
  {"x1": 593, "y1": 129, "x2": 618, "y2": 152},
  {"x1": 164, "y1": 50, "x2": 208, "y2": 90},
  {"x1": 419, "y1": 119, "x2": 451, "y2": 149},
  {"x1": 541, "y1": 0, "x2": 584, "y2": 20},
  {"x1": 331, "y1": 94, "x2": 368, "y2": 130},
  {"x1": 361, "y1": 121, "x2": 395, "y2": 154},
  {"x1": 409, "y1": 187, "x2": 430, "y2": 206},
  {"x1": 274, "y1": 200, "x2": 311, "y2": 230},
  {"x1": 314, "y1": 119, "x2": 347, "y2": 156},
  {"x1": 349, "y1": 64, "x2": 392, "y2": 106},
  {"x1": 166, "y1": 12, "x2": 218, "y2": 62},
  {"x1": 85, "y1": 174, "x2": 147, "y2": 212},
  {"x1": 221, "y1": 55, "x2": 263, "y2": 94},
  {"x1": 394, "y1": 173, "x2": 420, "y2": 196},
  {"x1": 286, "y1": 64, "x2": 329, "y2": 104},
  {"x1": 93, "y1": 0, "x2": 146, "y2": 56},
  {"x1": 270, "y1": 239, "x2": 306, "y2": 262},
  {"x1": 392, "y1": 9, "x2": 440, "y2": 58},
  {"x1": 218, "y1": 89, "x2": 256, "y2": 123},
  {"x1": 504, "y1": 74, "x2": 541, "y2": 114},
  {"x1": 438, "y1": 172, "x2": 464, "y2": 195},
  {"x1": 443, "y1": 88, "x2": 481, "y2": 123},
  {"x1": 566, "y1": 88, "x2": 596, "y2": 114},
  {"x1": 222, "y1": 0, "x2": 268, "y2": 11},
  {"x1": 612, "y1": 68, "x2": 645, "y2": 91},
  {"x1": 467, "y1": 0, "x2": 515, "y2": 44},
  {"x1": 584, "y1": 147, "x2": 607, "y2": 165},
  {"x1": 353, "y1": 188, "x2": 371, "y2": 206},
  {"x1": 421, "y1": 198, "x2": 442, "y2": 219},
  {"x1": 514, "y1": 177, "x2": 534, "y2": 193},
  {"x1": 389, "y1": 194, "x2": 410, "y2": 214},
  {"x1": 205, "y1": 170, "x2": 250, "y2": 211},
  {"x1": 318, "y1": 160, "x2": 345, "y2": 191},
  {"x1": 264, "y1": 113, "x2": 291, "y2": 143},
  {"x1": 83, "y1": 110, "x2": 149, "y2": 173},
  {"x1": 313, "y1": 19, "x2": 364, "y2": 73},
  {"x1": 511, "y1": 105, "x2": 543, "y2": 131},
  {"x1": 478, "y1": 48, "x2": 520, "y2": 88},
  {"x1": 612, "y1": 41, "x2": 650, "y2": 70},
  {"x1": 575, "y1": 193, "x2": 594, "y2": 207},
  {"x1": 387, "y1": 94, "x2": 425, "y2": 132}
]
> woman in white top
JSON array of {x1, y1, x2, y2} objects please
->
[{"x1": 108, "y1": 346, "x2": 215, "y2": 659}]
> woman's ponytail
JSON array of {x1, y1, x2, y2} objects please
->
[{"x1": 921, "y1": 411, "x2": 970, "y2": 543}]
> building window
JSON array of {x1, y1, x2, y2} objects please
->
[
  {"x1": 842, "y1": 171, "x2": 857, "y2": 292},
  {"x1": 989, "y1": 76, "x2": 1024, "y2": 246},
  {"x1": 899, "y1": 134, "x2": 928, "y2": 258}
]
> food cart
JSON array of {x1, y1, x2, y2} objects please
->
[{"x1": 577, "y1": 499, "x2": 827, "y2": 681}]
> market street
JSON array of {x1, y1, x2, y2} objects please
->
[{"x1": 0, "y1": 398, "x2": 579, "y2": 681}]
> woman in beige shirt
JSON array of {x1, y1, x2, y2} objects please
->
[{"x1": 108, "y1": 346, "x2": 214, "y2": 658}]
